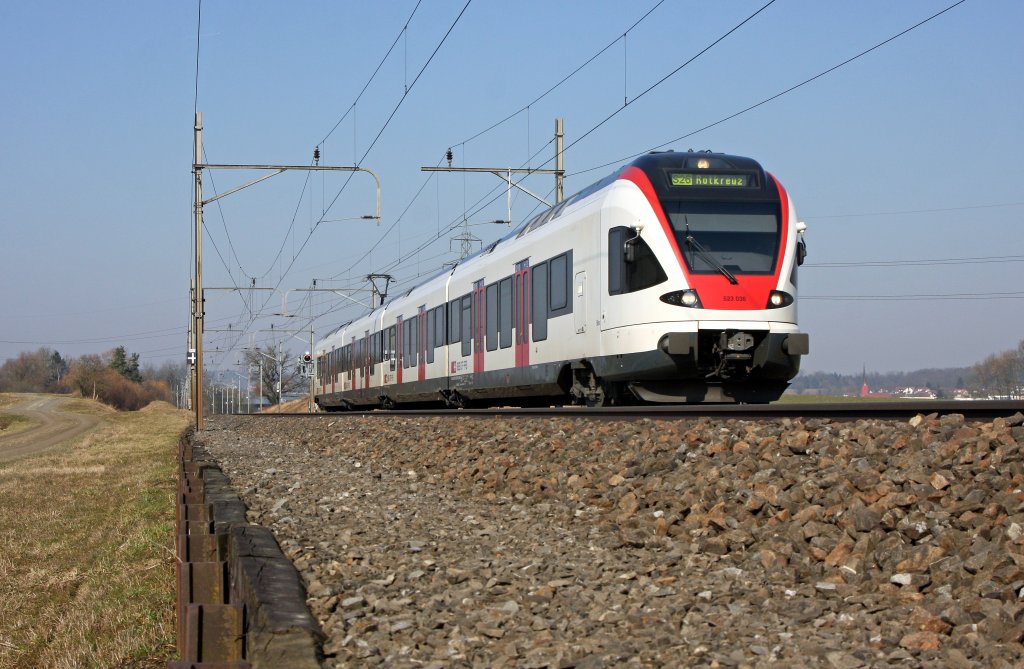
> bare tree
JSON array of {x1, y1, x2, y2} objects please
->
[
  {"x1": 242, "y1": 346, "x2": 305, "y2": 406},
  {"x1": 0, "y1": 347, "x2": 68, "y2": 393},
  {"x1": 971, "y1": 343, "x2": 1024, "y2": 399}
]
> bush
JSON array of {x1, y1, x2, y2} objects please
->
[{"x1": 64, "y1": 359, "x2": 171, "y2": 411}]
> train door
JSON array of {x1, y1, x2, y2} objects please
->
[
  {"x1": 330, "y1": 348, "x2": 335, "y2": 393},
  {"x1": 515, "y1": 261, "x2": 530, "y2": 367},
  {"x1": 418, "y1": 306, "x2": 427, "y2": 382},
  {"x1": 473, "y1": 280, "x2": 485, "y2": 373},
  {"x1": 574, "y1": 271, "x2": 587, "y2": 334},
  {"x1": 383, "y1": 325, "x2": 396, "y2": 385}
]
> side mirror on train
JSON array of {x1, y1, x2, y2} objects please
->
[
  {"x1": 796, "y1": 221, "x2": 807, "y2": 266},
  {"x1": 623, "y1": 225, "x2": 644, "y2": 264}
]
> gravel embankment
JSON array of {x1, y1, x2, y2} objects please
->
[{"x1": 196, "y1": 412, "x2": 1024, "y2": 668}]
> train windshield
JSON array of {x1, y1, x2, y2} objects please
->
[{"x1": 663, "y1": 201, "x2": 780, "y2": 275}]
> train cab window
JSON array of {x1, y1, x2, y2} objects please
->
[
  {"x1": 532, "y1": 262, "x2": 548, "y2": 342},
  {"x1": 608, "y1": 227, "x2": 667, "y2": 295},
  {"x1": 448, "y1": 298, "x2": 461, "y2": 344},
  {"x1": 499, "y1": 277, "x2": 513, "y2": 349},
  {"x1": 486, "y1": 283, "x2": 499, "y2": 352},
  {"x1": 664, "y1": 201, "x2": 781, "y2": 275},
  {"x1": 460, "y1": 295, "x2": 472, "y2": 357}
]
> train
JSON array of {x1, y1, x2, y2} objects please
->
[{"x1": 313, "y1": 150, "x2": 808, "y2": 410}]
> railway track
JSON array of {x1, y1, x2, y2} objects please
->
[
  {"x1": 242, "y1": 399, "x2": 1024, "y2": 421},
  {"x1": 196, "y1": 405, "x2": 1024, "y2": 667}
]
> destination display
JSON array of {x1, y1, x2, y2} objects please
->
[{"x1": 670, "y1": 172, "x2": 751, "y2": 188}]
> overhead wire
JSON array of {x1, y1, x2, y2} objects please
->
[
  {"x1": 450, "y1": 0, "x2": 667, "y2": 149},
  {"x1": 318, "y1": 0, "x2": 425, "y2": 147},
  {"x1": 321, "y1": 1, "x2": 668, "y2": 289},
  {"x1": 362, "y1": 0, "x2": 781, "y2": 285},
  {"x1": 569, "y1": 0, "x2": 970, "y2": 178},
  {"x1": 195, "y1": 0, "x2": 429, "y2": 364},
  {"x1": 806, "y1": 201, "x2": 1024, "y2": 219},
  {"x1": 807, "y1": 255, "x2": 1024, "y2": 268},
  {"x1": 211, "y1": 2, "x2": 475, "y2": 364},
  {"x1": 802, "y1": 292, "x2": 1024, "y2": 301},
  {"x1": 560, "y1": 0, "x2": 779, "y2": 161}
]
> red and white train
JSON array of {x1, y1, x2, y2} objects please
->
[{"x1": 314, "y1": 150, "x2": 808, "y2": 409}]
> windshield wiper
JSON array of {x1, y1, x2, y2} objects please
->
[{"x1": 684, "y1": 218, "x2": 738, "y2": 285}]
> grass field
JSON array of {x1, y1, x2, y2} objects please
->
[
  {"x1": 0, "y1": 394, "x2": 189, "y2": 668},
  {"x1": 0, "y1": 413, "x2": 31, "y2": 434},
  {"x1": 0, "y1": 393, "x2": 22, "y2": 409}
]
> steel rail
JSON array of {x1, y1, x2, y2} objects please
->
[{"x1": 237, "y1": 400, "x2": 1024, "y2": 422}]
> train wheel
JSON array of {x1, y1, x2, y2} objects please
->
[
  {"x1": 585, "y1": 386, "x2": 607, "y2": 407},
  {"x1": 571, "y1": 365, "x2": 608, "y2": 407},
  {"x1": 444, "y1": 390, "x2": 469, "y2": 409}
]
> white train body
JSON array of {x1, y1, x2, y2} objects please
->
[{"x1": 315, "y1": 151, "x2": 808, "y2": 409}]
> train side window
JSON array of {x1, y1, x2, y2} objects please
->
[
  {"x1": 532, "y1": 262, "x2": 548, "y2": 342},
  {"x1": 548, "y1": 250, "x2": 573, "y2": 317},
  {"x1": 434, "y1": 305, "x2": 445, "y2": 347},
  {"x1": 461, "y1": 295, "x2": 472, "y2": 357},
  {"x1": 411, "y1": 316, "x2": 419, "y2": 366},
  {"x1": 609, "y1": 228, "x2": 626, "y2": 295},
  {"x1": 426, "y1": 310, "x2": 435, "y2": 363},
  {"x1": 499, "y1": 276, "x2": 513, "y2": 349},
  {"x1": 608, "y1": 227, "x2": 666, "y2": 295},
  {"x1": 403, "y1": 320, "x2": 412, "y2": 368},
  {"x1": 486, "y1": 283, "x2": 498, "y2": 352},
  {"x1": 550, "y1": 254, "x2": 567, "y2": 310},
  {"x1": 448, "y1": 298, "x2": 461, "y2": 343}
]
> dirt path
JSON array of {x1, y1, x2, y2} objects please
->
[{"x1": 0, "y1": 395, "x2": 101, "y2": 463}]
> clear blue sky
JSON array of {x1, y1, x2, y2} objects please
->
[{"x1": 1, "y1": 0, "x2": 1021, "y2": 377}]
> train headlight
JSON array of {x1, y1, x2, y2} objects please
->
[
  {"x1": 766, "y1": 291, "x2": 794, "y2": 308},
  {"x1": 660, "y1": 289, "x2": 703, "y2": 308}
]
